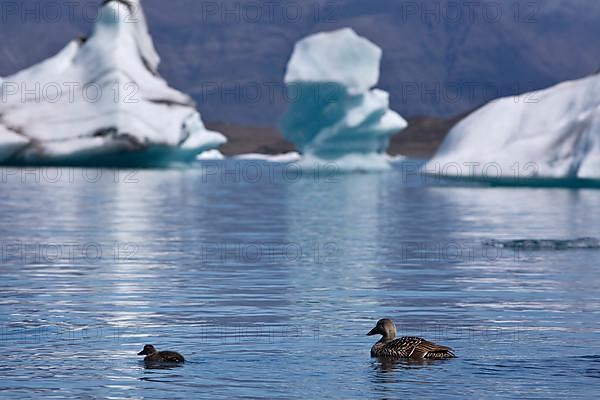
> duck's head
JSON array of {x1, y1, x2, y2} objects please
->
[
  {"x1": 367, "y1": 319, "x2": 397, "y2": 340},
  {"x1": 138, "y1": 344, "x2": 157, "y2": 356}
]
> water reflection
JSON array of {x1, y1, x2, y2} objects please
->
[
  {"x1": 372, "y1": 356, "x2": 442, "y2": 373},
  {"x1": 140, "y1": 361, "x2": 186, "y2": 371}
]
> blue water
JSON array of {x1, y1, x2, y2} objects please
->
[{"x1": 0, "y1": 161, "x2": 599, "y2": 399}]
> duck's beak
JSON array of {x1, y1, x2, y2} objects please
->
[
  {"x1": 138, "y1": 350, "x2": 146, "y2": 355},
  {"x1": 367, "y1": 326, "x2": 379, "y2": 336}
]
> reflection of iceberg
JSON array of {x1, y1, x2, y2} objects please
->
[
  {"x1": 279, "y1": 29, "x2": 407, "y2": 171},
  {"x1": 426, "y1": 73, "x2": 600, "y2": 181},
  {"x1": 0, "y1": 0, "x2": 225, "y2": 167}
]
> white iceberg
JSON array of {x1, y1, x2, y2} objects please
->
[
  {"x1": 233, "y1": 152, "x2": 301, "y2": 163},
  {"x1": 0, "y1": 0, "x2": 225, "y2": 166},
  {"x1": 278, "y1": 28, "x2": 407, "y2": 171},
  {"x1": 196, "y1": 149, "x2": 226, "y2": 160},
  {"x1": 426, "y1": 73, "x2": 600, "y2": 181}
]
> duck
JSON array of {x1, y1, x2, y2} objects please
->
[
  {"x1": 137, "y1": 344, "x2": 185, "y2": 363},
  {"x1": 367, "y1": 319, "x2": 455, "y2": 359}
]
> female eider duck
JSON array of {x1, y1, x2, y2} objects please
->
[
  {"x1": 138, "y1": 344, "x2": 185, "y2": 363},
  {"x1": 367, "y1": 319, "x2": 455, "y2": 359}
]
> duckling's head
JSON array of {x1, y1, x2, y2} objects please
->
[
  {"x1": 138, "y1": 344, "x2": 157, "y2": 356},
  {"x1": 367, "y1": 319, "x2": 397, "y2": 340}
]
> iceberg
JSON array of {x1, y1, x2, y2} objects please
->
[
  {"x1": 426, "y1": 73, "x2": 600, "y2": 181},
  {"x1": 0, "y1": 0, "x2": 225, "y2": 167},
  {"x1": 278, "y1": 29, "x2": 407, "y2": 171},
  {"x1": 197, "y1": 149, "x2": 226, "y2": 160},
  {"x1": 233, "y1": 152, "x2": 301, "y2": 163}
]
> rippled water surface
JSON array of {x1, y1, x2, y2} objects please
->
[{"x1": 1, "y1": 161, "x2": 599, "y2": 399}]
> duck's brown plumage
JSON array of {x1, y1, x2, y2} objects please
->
[
  {"x1": 138, "y1": 344, "x2": 185, "y2": 363},
  {"x1": 367, "y1": 319, "x2": 455, "y2": 359}
]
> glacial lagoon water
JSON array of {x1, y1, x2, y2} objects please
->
[{"x1": 0, "y1": 160, "x2": 599, "y2": 399}]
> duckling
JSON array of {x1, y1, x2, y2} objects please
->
[
  {"x1": 137, "y1": 344, "x2": 185, "y2": 363},
  {"x1": 367, "y1": 319, "x2": 455, "y2": 359}
]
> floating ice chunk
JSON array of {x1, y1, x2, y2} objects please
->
[
  {"x1": 0, "y1": 0, "x2": 225, "y2": 166},
  {"x1": 197, "y1": 149, "x2": 226, "y2": 160},
  {"x1": 233, "y1": 152, "x2": 301, "y2": 162},
  {"x1": 426, "y1": 73, "x2": 600, "y2": 181},
  {"x1": 284, "y1": 28, "x2": 382, "y2": 95},
  {"x1": 279, "y1": 29, "x2": 406, "y2": 171}
]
